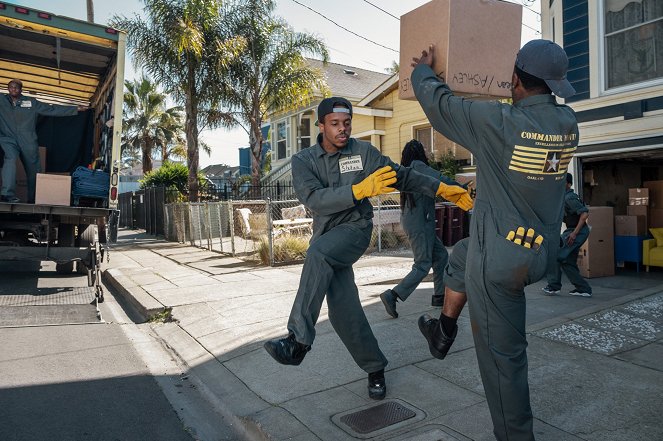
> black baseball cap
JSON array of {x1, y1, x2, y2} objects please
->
[
  {"x1": 316, "y1": 97, "x2": 352, "y2": 124},
  {"x1": 515, "y1": 39, "x2": 575, "y2": 98}
]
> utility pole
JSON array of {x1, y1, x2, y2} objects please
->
[{"x1": 86, "y1": 0, "x2": 94, "y2": 23}]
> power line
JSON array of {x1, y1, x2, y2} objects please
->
[
  {"x1": 522, "y1": 22, "x2": 541, "y2": 34},
  {"x1": 361, "y1": 0, "x2": 400, "y2": 21},
  {"x1": 290, "y1": 0, "x2": 399, "y2": 53}
]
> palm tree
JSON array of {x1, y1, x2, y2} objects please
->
[
  {"x1": 112, "y1": 0, "x2": 243, "y2": 201},
  {"x1": 121, "y1": 77, "x2": 185, "y2": 174},
  {"x1": 221, "y1": 0, "x2": 329, "y2": 185}
]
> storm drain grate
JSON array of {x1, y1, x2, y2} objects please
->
[{"x1": 339, "y1": 401, "x2": 416, "y2": 434}]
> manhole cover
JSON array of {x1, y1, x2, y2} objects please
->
[{"x1": 339, "y1": 401, "x2": 416, "y2": 434}]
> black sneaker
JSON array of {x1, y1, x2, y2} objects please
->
[
  {"x1": 380, "y1": 289, "x2": 398, "y2": 318},
  {"x1": 418, "y1": 314, "x2": 458, "y2": 359},
  {"x1": 368, "y1": 369, "x2": 386, "y2": 400},
  {"x1": 0, "y1": 195, "x2": 20, "y2": 203},
  {"x1": 431, "y1": 294, "x2": 444, "y2": 307},
  {"x1": 542, "y1": 286, "x2": 560, "y2": 296},
  {"x1": 569, "y1": 289, "x2": 592, "y2": 297},
  {"x1": 264, "y1": 334, "x2": 311, "y2": 366}
]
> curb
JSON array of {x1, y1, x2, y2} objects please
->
[{"x1": 102, "y1": 268, "x2": 167, "y2": 319}]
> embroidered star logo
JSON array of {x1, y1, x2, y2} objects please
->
[{"x1": 545, "y1": 153, "x2": 560, "y2": 172}]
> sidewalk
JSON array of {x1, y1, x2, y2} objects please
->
[{"x1": 104, "y1": 229, "x2": 663, "y2": 441}]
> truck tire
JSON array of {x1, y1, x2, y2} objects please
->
[
  {"x1": 56, "y1": 224, "x2": 75, "y2": 274},
  {"x1": 76, "y1": 224, "x2": 97, "y2": 274}
]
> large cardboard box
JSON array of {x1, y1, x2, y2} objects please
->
[
  {"x1": 578, "y1": 206, "x2": 615, "y2": 278},
  {"x1": 35, "y1": 173, "x2": 71, "y2": 206},
  {"x1": 614, "y1": 215, "x2": 646, "y2": 236},
  {"x1": 628, "y1": 188, "x2": 649, "y2": 206},
  {"x1": 399, "y1": 0, "x2": 522, "y2": 100},
  {"x1": 0, "y1": 147, "x2": 47, "y2": 201},
  {"x1": 644, "y1": 180, "x2": 663, "y2": 208},
  {"x1": 627, "y1": 205, "x2": 648, "y2": 228}
]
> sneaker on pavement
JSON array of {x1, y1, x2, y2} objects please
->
[
  {"x1": 264, "y1": 334, "x2": 311, "y2": 366},
  {"x1": 542, "y1": 286, "x2": 560, "y2": 296},
  {"x1": 569, "y1": 289, "x2": 592, "y2": 297},
  {"x1": 368, "y1": 369, "x2": 386, "y2": 400}
]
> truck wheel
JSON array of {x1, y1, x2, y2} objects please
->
[
  {"x1": 56, "y1": 224, "x2": 75, "y2": 274},
  {"x1": 77, "y1": 224, "x2": 97, "y2": 275}
]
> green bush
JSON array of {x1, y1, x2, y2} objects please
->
[
  {"x1": 139, "y1": 162, "x2": 206, "y2": 192},
  {"x1": 429, "y1": 150, "x2": 462, "y2": 181}
]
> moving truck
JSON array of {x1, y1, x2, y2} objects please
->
[{"x1": 0, "y1": 2, "x2": 126, "y2": 302}]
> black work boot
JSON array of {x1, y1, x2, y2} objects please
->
[
  {"x1": 264, "y1": 334, "x2": 311, "y2": 366},
  {"x1": 418, "y1": 314, "x2": 458, "y2": 359},
  {"x1": 431, "y1": 294, "x2": 444, "y2": 307},
  {"x1": 368, "y1": 369, "x2": 386, "y2": 400},
  {"x1": 380, "y1": 289, "x2": 398, "y2": 318}
]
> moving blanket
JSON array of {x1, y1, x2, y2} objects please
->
[{"x1": 72, "y1": 166, "x2": 109, "y2": 198}]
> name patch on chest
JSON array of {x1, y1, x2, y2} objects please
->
[
  {"x1": 19, "y1": 101, "x2": 32, "y2": 108},
  {"x1": 339, "y1": 155, "x2": 364, "y2": 173}
]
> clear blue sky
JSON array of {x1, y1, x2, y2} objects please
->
[{"x1": 9, "y1": 0, "x2": 542, "y2": 167}]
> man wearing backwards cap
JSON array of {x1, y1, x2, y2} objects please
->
[
  {"x1": 264, "y1": 96, "x2": 473, "y2": 400},
  {"x1": 0, "y1": 79, "x2": 87, "y2": 203},
  {"x1": 410, "y1": 39, "x2": 579, "y2": 440}
]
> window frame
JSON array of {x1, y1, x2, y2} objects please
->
[{"x1": 599, "y1": 0, "x2": 663, "y2": 95}]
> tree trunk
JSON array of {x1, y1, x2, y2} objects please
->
[
  {"x1": 142, "y1": 140, "x2": 153, "y2": 174},
  {"x1": 185, "y1": 95, "x2": 199, "y2": 202},
  {"x1": 250, "y1": 107, "x2": 263, "y2": 187},
  {"x1": 86, "y1": 0, "x2": 94, "y2": 23}
]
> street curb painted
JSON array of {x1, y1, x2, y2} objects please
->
[{"x1": 103, "y1": 268, "x2": 166, "y2": 319}]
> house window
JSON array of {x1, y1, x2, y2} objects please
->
[
  {"x1": 274, "y1": 119, "x2": 290, "y2": 160},
  {"x1": 604, "y1": 0, "x2": 663, "y2": 90},
  {"x1": 299, "y1": 117, "x2": 311, "y2": 150},
  {"x1": 414, "y1": 126, "x2": 433, "y2": 154}
]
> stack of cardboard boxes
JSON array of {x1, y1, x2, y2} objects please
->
[
  {"x1": 614, "y1": 188, "x2": 649, "y2": 270},
  {"x1": 577, "y1": 206, "x2": 615, "y2": 278}
]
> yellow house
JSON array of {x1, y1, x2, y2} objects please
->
[{"x1": 262, "y1": 60, "x2": 474, "y2": 187}]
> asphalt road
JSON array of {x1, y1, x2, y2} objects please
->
[{"x1": 0, "y1": 260, "x2": 245, "y2": 441}]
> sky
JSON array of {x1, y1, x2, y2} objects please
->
[{"x1": 9, "y1": 0, "x2": 542, "y2": 167}]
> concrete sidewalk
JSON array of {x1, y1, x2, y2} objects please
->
[{"x1": 104, "y1": 229, "x2": 663, "y2": 441}]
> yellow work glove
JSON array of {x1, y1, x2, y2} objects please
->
[
  {"x1": 437, "y1": 182, "x2": 473, "y2": 211},
  {"x1": 506, "y1": 227, "x2": 543, "y2": 250},
  {"x1": 352, "y1": 166, "x2": 397, "y2": 200}
]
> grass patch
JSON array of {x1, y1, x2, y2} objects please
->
[
  {"x1": 258, "y1": 234, "x2": 309, "y2": 265},
  {"x1": 148, "y1": 307, "x2": 175, "y2": 323}
]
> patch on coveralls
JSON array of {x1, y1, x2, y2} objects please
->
[
  {"x1": 332, "y1": 399, "x2": 424, "y2": 438},
  {"x1": 339, "y1": 155, "x2": 363, "y2": 173}
]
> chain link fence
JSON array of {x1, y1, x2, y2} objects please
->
[{"x1": 127, "y1": 186, "x2": 468, "y2": 266}]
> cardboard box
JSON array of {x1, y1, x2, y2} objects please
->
[
  {"x1": 35, "y1": 173, "x2": 71, "y2": 206},
  {"x1": 644, "y1": 180, "x2": 663, "y2": 208},
  {"x1": 614, "y1": 215, "x2": 646, "y2": 236},
  {"x1": 577, "y1": 206, "x2": 615, "y2": 278},
  {"x1": 650, "y1": 208, "x2": 663, "y2": 228},
  {"x1": 627, "y1": 205, "x2": 648, "y2": 228},
  {"x1": 583, "y1": 169, "x2": 597, "y2": 186},
  {"x1": 399, "y1": 0, "x2": 522, "y2": 100},
  {"x1": 0, "y1": 147, "x2": 47, "y2": 202},
  {"x1": 628, "y1": 187, "x2": 649, "y2": 206}
]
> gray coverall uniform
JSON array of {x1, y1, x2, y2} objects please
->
[
  {"x1": 0, "y1": 94, "x2": 78, "y2": 201},
  {"x1": 394, "y1": 160, "x2": 457, "y2": 300},
  {"x1": 412, "y1": 64, "x2": 578, "y2": 440},
  {"x1": 289, "y1": 138, "x2": 441, "y2": 373},
  {"x1": 545, "y1": 189, "x2": 591, "y2": 293}
]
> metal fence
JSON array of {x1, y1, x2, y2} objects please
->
[{"x1": 120, "y1": 186, "x2": 469, "y2": 266}]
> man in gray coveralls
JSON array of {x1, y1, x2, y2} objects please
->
[
  {"x1": 411, "y1": 40, "x2": 579, "y2": 440},
  {"x1": 264, "y1": 97, "x2": 473, "y2": 400},
  {"x1": 0, "y1": 79, "x2": 86, "y2": 203}
]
